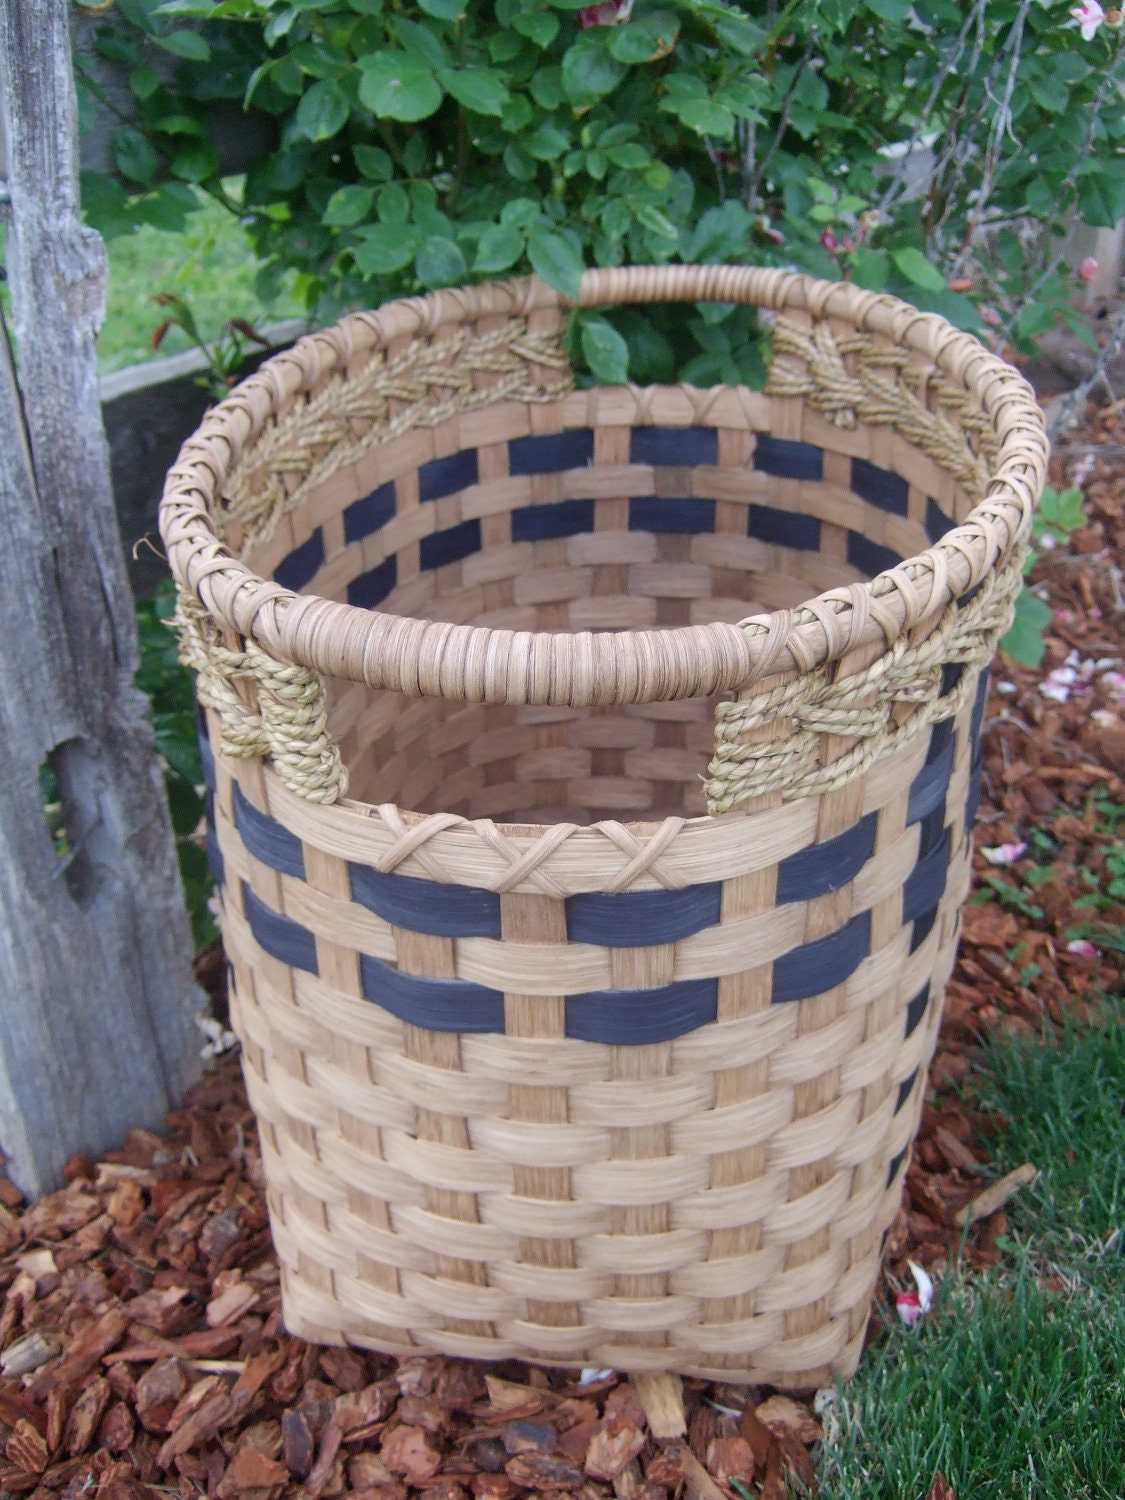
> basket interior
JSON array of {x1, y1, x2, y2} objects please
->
[{"x1": 242, "y1": 393, "x2": 973, "y2": 823}]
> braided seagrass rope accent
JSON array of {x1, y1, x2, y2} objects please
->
[
  {"x1": 766, "y1": 317, "x2": 998, "y2": 497},
  {"x1": 175, "y1": 590, "x2": 347, "y2": 802},
  {"x1": 220, "y1": 319, "x2": 572, "y2": 552},
  {"x1": 705, "y1": 551, "x2": 1023, "y2": 813}
]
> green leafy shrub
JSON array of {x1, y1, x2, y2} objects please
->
[{"x1": 78, "y1": 0, "x2": 1125, "y2": 379}]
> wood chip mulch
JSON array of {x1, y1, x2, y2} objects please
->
[{"x1": 0, "y1": 404, "x2": 1121, "y2": 1500}]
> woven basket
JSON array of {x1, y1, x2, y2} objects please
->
[{"x1": 160, "y1": 265, "x2": 1046, "y2": 1385}]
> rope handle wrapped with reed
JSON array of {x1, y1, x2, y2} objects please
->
[{"x1": 160, "y1": 264, "x2": 1047, "y2": 813}]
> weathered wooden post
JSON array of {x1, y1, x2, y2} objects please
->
[{"x1": 0, "y1": 0, "x2": 201, "y2": 1195}]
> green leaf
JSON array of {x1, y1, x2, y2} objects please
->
[
  {"x1": 377, "y1": 181, "x2": 411, "y2": 222},
  {"x1": 154, "y1": 28, "x2": 211, "y2": 61},
  {"x1": 513, "y1": 10, "x2": 559, "y2": 46},
  {"x1": 1001, "y1": 588, "x2": 1052, "y2": 668},
  {"x1": 418, "y1": 0, "x2": 466, "y2": 16},
  {"x1": 524, "y1": 124, "x2": 569, "y2": 160},
  {"x1": 474, "y1": 223, "x2": 524, "y2": 274},
  {"x1": 354, "y1": 144, "x2": 394, "y2": 181},
  {"x1": 439, "y1": 67, "x2": 508, "y2": 116},
  {"x1": 390, "y1": 17, "x2": 449, "y2": 68},
  {"x1": 890, "y1": 246, "x2": 946, "y2": 292},
  {"x1": 323, "y1": 183, "x2": 376, "y2": 226},
  {"x1": 1015, "y1": 302, "x2": 1057, "y2": 341},
  {"x1": 864, "y1": 0, "x2": 912, "y2": 18},
  {"x1": 581, "y1": 315, "x2": 629, "y2": 383},
  {"x1": 295, "y1": 80, "x2": 349, "y2": 141},
  {"x1": 606, "y1": 12, "x2": 679, "y2": 65},
  {"x1": 113, "y1": 127, "x2": 158, "y2": 185},
  {"x1": 527, "y1": 226, "x2": 584, "y2": 298},
  {"x1": 129, "y1": 66, "x2": 161, "y2": 101},
  {"x1": 669, "y1": 97, "x2": 734, "y2": 137},
  {"x1": 684, "y1": 200, "x2": 753, "y2": 261},
  {"x1": 170, "y1": 139, "x2": 219, "y2": 181},
  {"x1": 1077, "y1": 167, "x2": 1125, "y2": 228},
  {"x1": 415, "y1": 236, "x2": 468, "y2": 287},
  {"x1": 851, "y1": 247, "x2": 890, "y2": 291},
  {"x1": 353, "y1": 223, "x2": 418, "y2": 275},
  {"x1": 561, "y1": 32, "x2": 627, "y2": 109},
  {"x1": 503, "y1": 143, "x2": 537, "y2": 181},
  {"x1": 358, "y1": 55, "x2": 443, "y2": 122},
  {"x1": 634, "y1": 202, "x2": 679, "y2": 243}
]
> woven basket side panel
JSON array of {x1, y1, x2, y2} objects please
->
[{"x1": 205, "y1": 655, "x2": 983, "y2": 1382}]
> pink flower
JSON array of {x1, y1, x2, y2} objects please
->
[
  {"x1": 580, "y1": 0, "x2": 633, "y2": 26},
  {"x1": 980, "y1": 305, "x2": 1002, "y2": 328},
  {"x1": 981, "y1": 841, "x2": 1028, "y2": 866},
  {"x1": 1077, "y1": 256, "x2": 1100, "y2": 284},
  {"x1": 820, "y1": 229, "x2": 839, "y2": 253},
  {"x1": 1071, "y1": 453, "x2": 1095, "y2": 486},
  {"x1": 1066, "y1": 939, "x2": 1098, "y2": 959},
  {"x1": 896, "y1": 1260, "x2": 935, "y2": 1328},
  {"x1": 1070, "y1": 0, "x2": 1106, "y2": 38}
]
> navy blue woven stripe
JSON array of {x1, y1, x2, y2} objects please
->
[
  {"x1": 926, "y1": 498, "x2": 950, "y2": 543},
  {"x1": 903, "y1": 829, "x2": 951, "y2": 923},
  {"x1": 508, "y1": 430, "x2": 594, "y2": 475},
  {"x1": 847, "y1": 532, "x2": 901, "y2": 578},
  {"x1": 233, "y1": 784, "x2": 305, "y2": 879},
  {"x1": 916, "y1": 803, "x2": 947, "y2": 861},
  {"x1": 630, "y1": 426, "x2": 718, "y2": 467},
  {"x1": 754, "y1": 435, "x2": 823, "y2": 480},
  {"x1": 926, "y1": 716, "x2": 955, "y2": 766},
  {"x1": 350, "y1": 862, "x2": 501, "y2": 938},
  {"x1": 349, "y1": 556, "x2": 397, "y2": 609},
  {"x1": 851, "y1": 459, "x2": 909, "y2": 516},
  {"x1": 420, "y1": 518, "x2": 481, "y2": 571},
  {"x1": 970, "y1": 668, "x2": 990, "y2": 743},
  {"x1": 242, "y1": 883, "x2": 318, "y2": 974},
  {"x1": 771, "y1": 910, "x2": 871, "y2": 1004},
  {"x1": 776, "y1": 812, "x2": 877, "y2": 905},
  {"x1": 205, "y1": 799, "x2": 224, "y2": 888},
  {"x1": 418, "y1": 450, "x2": 478, "y2": 502},
  {"x1": 199, "y1": 732, "x2": 215, "y2": 793},
  {"x1": 344, "y1": 481, "x2": 396, "y2": 545},
  {"x1": 628, "y1": 497, "x2": 716, "y2": 535},
  {"x1": 941, "y1": 661, "x2": 964, "y2": 696},
  {"x1": 274, "y1": 528, "x2": 324, "y2": 593},
  {"x1": 360, "y1": 953, "x2": 504, "y2": 1032},
  {"x1": 511, "y1": 498, "x2": 594, "y2": 542},
  {"x1": 904, "y1": 985, "x2": 929, "y2": 1038},
  {"x1": 748, "y1": 504, "x2": 820, "y2": 551},
  {"x1": 910, "y1": 904, "x2": 939, "y2": 953},
  {"x1": 895, "y1": 1067, "x2": 919, "y2": 1114},
  {"x1": 566, "y1": 979, "x2": 718, "y2": 1045},
  {"x1": 566, "y1": 884, "x2": 721, "y2": 948},
  {"x1": 886, "y1": 1145, "x2": 908, "y2": 1187},
  {"x1": 907, "y1": 731, "x2": 954, "y2": 825}
]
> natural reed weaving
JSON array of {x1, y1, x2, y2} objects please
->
[{"x1": 160, "y1": 265, "x2": 1047, "y2": 1384}]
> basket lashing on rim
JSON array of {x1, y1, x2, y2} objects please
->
[{"x1": 170, "y1": 284, "x2": 1030, "y2": 817}]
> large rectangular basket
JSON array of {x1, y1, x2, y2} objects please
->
[{"x1": 160, "y1": 265, "x2": 1046, "y2": 1385}]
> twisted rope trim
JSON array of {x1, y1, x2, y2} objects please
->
[
  {"x1": 219, "y1": 319, "x2": 572, "y2": 551},
  {"x1": 704, "y1": 551, "x2": 1023, "y2": 814},
  {"x1": 176, "y1": 590, "x2": 347, "y2": 803}
]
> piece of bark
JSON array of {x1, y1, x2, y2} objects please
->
[
  {"x1": 1, "y1": 1331, "x2": 60, "y2": 1378},
  {"x1": 65, "y1": 1377, "x2": 111, "y2": 1457},
  {"x1": 705, "y1": 1438, "x2": 755, "y2": 1488},
  {"x1": 954, "y1": 1164, "x2": 1038, "y2": 1227},
  {"x1": 673, "y1": 1444, "x2": 727, "y2": 1500},
  {"x1": 632, "y1": 1375, "x2": 685, "y2": 1442},
  {"x1": 32, "y1": 1307, "x2": 128, "y2": 1396},
  {"x1": 135, "y1": 1359, "x2": 188, "y2": 1433},
  {"x1": 585, "y1": 1422, "x2": 646, "y2": 1481},
  {"x1": 282, "y1": 1411, "x2": 315, "y2": 1480},
  {"x1": 381, "y1": 1428, "x2": 442, "y2": 1485},
  {"x1": 99, "y1": 1402, "x2": 137, "y2": 1453},
  {"x1": 503, "y1": 1454, "x2": 583, "y2": 1492},
  {"x1": 6, "y1": 1421, "x2": 49, "y2": 1474},
  {"x1": 157, "y1": 1396, "x2": 234, "y2": 1468},
  {"x1": 753, "y1": 1396, "x2": 822, "y2": 1446},
  {"x1": 226, "y1": 1451, "x2": 288, "y2": 1491},
  {"x1": 302, "y1": 1419, "x2": 342, "y2": 1500}
]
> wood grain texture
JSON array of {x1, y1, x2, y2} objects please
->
[{"x1": 0, "y1": 0, "x2": 201, "y2": 1195}]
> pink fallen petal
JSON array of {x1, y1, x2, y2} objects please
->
[
  {"x1": 908, "y1": 1259, "x2": 935, "y2": 1312},
  {"x1": 896, "y1": 1291, "x2": 924, "y2": 1328},
  {"x1": 1066, "y1": 939, "x2": 1098, "y2": 959},
  {"x1": 981, "y1": 842, "x2": 1027, "y2": 866},
  {"x1": 1077, "y1": 255, "x2": 1100, "y2": 284}
]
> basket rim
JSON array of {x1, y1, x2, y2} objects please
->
[{"x1": 158, "y1": 263, "x2": 1047, "y2": 707}]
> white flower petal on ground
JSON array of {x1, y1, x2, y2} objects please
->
[{"x1": 981, "y1": 842, "x2": 1028, "y2": 865}]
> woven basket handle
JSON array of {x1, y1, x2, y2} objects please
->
[{"x1": 161, "y1": 265, "x2": 1045, "y2": 804}]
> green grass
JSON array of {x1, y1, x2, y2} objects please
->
[
  {"x1": 98, "y1": 188, "x2": 303, "y2": 373},
  {"x1": 818, "y1": 1003, "x2": 1125, "y2": 1499}
]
